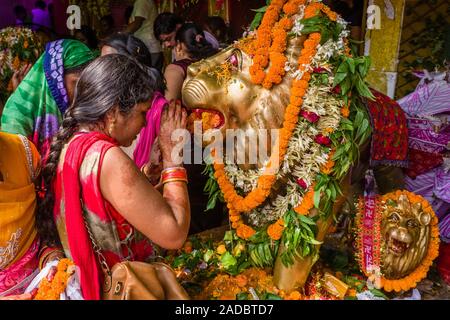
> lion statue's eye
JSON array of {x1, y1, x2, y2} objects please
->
[
  {"x1": 406, "y1": 219, "x2": 418, "y2": 228},
  {"x1": 229, "y1": 54, "x2": 238, "y2": 67},
  {"x1": 227, "y1": 50, "x2": 242, "y2": 70},
  {"x1": 388, "y1": 213, "x2": 400, "y2": 222}
]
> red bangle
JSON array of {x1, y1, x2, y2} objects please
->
[
  {"x1": 38, "y1": 246, "x2": 64, "y2": 270},
  {"x1": 161, "y1": 167, "x2": 188, "y2": 184}
]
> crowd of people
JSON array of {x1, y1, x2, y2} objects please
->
[{"x1": 0, "y1": 0, "x2": 231, "y2": 299}]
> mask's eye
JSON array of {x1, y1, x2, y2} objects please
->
[
  {"x1": 226, "y1": 50, "x2": 242, "y2": 70},
  {"x1": 406, "y1": 219, "x2": 418, "y2": 228},
  {"x1": 229, "y1": 54, "x2": 238, "y2": 67},
  {"x1": 389, "y1": 213, "x2": 400, "y2": 223}
]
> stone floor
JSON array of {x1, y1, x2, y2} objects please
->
[
  {"x1": 416, "y1": 270, "x2": 450, "y2": 300},
  {"x1": 392, "y1": 268, "x2": 450, "y2": 300}
]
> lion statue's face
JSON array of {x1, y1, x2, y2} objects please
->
[
  {"x1": 381, "y1": 195, "x2": 431, "y2": 279},
  {"x1": 182, "y1": 36, "x2": 305, "y2": 169}
]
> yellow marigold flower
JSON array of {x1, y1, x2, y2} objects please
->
[{"x1": 216, "y1": 244, "x2": 227, "y2": 255}]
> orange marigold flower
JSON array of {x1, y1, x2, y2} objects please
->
[
  {"x1": 236, "y1": 224, "x2": 256, "y2": 239},
  {"x1": 267, "y1": 219, "x2": 285, "y2": 240},
  {"x1": 235, "y1": 275, "x2": 248, "y2": 288},
  {"x1": 341, "y1": 107, "x2": 350, "y2": 118},
  {"x1": 12, "y1": 56, "x2": 21, "y2": 70},
  {"x1": 217, "y1": 244, "x2": 227, "y2": 255},
  {"x1": 286, "y1": 290, "x2": 302, "y2": 300}
]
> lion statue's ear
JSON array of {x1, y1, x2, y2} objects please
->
[{"x1": 418, "y1": 211, "x2": 431, "y2": 226}]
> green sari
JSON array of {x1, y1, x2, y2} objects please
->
[{"x1": 0, "y1": 39, "x2": 95, "y2": 159}]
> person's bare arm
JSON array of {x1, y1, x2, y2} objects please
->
[
  {"x1": 12, "y1": 63, "x2": 32, "y2": 92},
  {"x1": 164, "y1": 64, "x2": 185, "y2": 101},
  {"x1": 124, "y1": 16, "x2": 145, "y2": 34},
  {"x1": 100, "y1": 103, "x2": 190, "y2": 249}
]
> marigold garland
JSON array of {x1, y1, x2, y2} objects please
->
[
  {"x1": 216, "y1": 27, "x2": 321, "y2": 232},
  {"x1": 197, "y1": 268, "x2": 278, "y2": 300},
  {"x1": 294, "y1": 184, "x2": 316, "y2": 215},
  {"x1": 250, "y1": 0, "x2": 305, "y2": 89},
  {"x1": 356, "y1": 190, "x2": 440, "y2": 293},
  {"x1": 34, "y1": 258, "x2": 75, "y2": 300},
  {"x1": 341, "y1": 106, "x2": 350, "y2": 118},
  {"x1": 304, "y1": 1, "x2": 337, "y2": 21},
  {"x1": 249, "y1": 0, "x2": 287, "y2": 85},
  {"x1": 267, "y1": 218, "x2": 285, "y2": 240},
  {"x1": 214, "y1": 1, "x2": 347, "y2": 238},
  {"x1": 321, "y1": 149, "x2": 335, "y2": 175}
]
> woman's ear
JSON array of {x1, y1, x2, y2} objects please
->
[
  {"x1": 105, "y1": 105, "x2": 119, "y2": 124},
  {"x1": 175, "y1": 42, "x2": 183, "y2": 54}
]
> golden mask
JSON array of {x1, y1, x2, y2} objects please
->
[{"x1": 380, "y1": 194, "x2": 432, "y2": 279}]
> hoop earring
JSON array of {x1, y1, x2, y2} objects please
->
[{"x1": 108, "y1": 122, "x2": 115, "y2": 137}]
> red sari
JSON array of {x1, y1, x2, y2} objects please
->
[{"x1": 53, "y1": 132, "x2": 154, "y2": 300}]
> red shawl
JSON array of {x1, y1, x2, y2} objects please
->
[
  {"x1": 365, "y1": 89, "x2": 409, "y2": 167},
  {"x1": 56, "y1": 132, "x2": 117, "y2": 300}
]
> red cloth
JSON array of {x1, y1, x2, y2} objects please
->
[
  {"x1": 55, "y1": 132, "x2": 155, "y2": 300},
  {"x1": 54, "y1": 132, "x2": 117, "y2": 300},
  {"x1": 405, "y1": 148, "x2": 443, "y2": 179},
  {"x1": 365, "y1": 90, "x2": 409, "y2": 167},
  {"x1": 437, "y1": 242, "x2": 450, "y2": 285}
]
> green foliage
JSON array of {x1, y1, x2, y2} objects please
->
[
  {"x1": 279, "y1": 210, "x2": 320, "y2": 267},
  {"x1": 247, "y1": 230, "x2": 279, "y2": 268},
  {"x1": 202, "y1": 164, "x2": 224, "y2": 212},
  {"x1": 260, "y1": 292, "x2": 283, "y2": 300},
  {"x1": 221, "y1": 251, "x2": 238, "y2": 270},
  {"x1": 296, "y1": 15, "x2": 344, "y2": 45},
  {"x1": 332, "y1": 56, "x2": 374, "y2": 99},
  {"x1": 236, "y1": 292, "x2": 249, "y2": 300},
  {"x1": 167, "y1": 232, "x2": 252, "y2": 278},
  {"x1": 369, "y1": 288, "x2": 388, "y2": 299},
  {"x1": 249, "y1": 0, "x2": 271, "y2": 31}
]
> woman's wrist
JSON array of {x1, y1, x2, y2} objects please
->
[
  {"x1": 38, "y1": 246, "x2": 64, "y2": 270},
  {"x1": 162, "y1": 159, "x2": 183, "y2": 169},
  {"x1": 161, "y1": 167, "x2": 188, "y2": 185}
]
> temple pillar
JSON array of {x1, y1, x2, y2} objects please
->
[{"x1": 364, "y1": 0, "x2": 406, "y2": 98}]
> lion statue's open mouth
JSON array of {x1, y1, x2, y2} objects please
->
[
  {"x1": 187, "y1": 108, "x2": 225, "y2": 132},
  {"x1": 387, "y1": 236, "x2": 411, "y2": 256}
]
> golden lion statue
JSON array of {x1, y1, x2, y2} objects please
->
[
  {"x1": 181, "y1": 1, "x2": 415, "y2": 292},
  {"x1": 354, "y1": 190, "x2": 440, "y2": 292}
]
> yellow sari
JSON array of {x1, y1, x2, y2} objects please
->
[{"x1": 0, "y1": 131, "x2": 40, "y2": 295}]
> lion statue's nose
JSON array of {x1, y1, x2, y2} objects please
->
[
  {"x1": 182, "y1": 79, "x2": 210, "y2": 109},
  {"x1": 187, "y1": 64, "x2": 202, "y2": 79}
]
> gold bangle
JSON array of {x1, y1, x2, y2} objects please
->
[
  {"x1": 161, "y1": 167, "x2": 185, "y2": 174},
  {"x1": 162, "y1": 178, "x2": 188, "y2": 185}
]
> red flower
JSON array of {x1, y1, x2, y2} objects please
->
[
  {"x1": 331, "y1": 85, "x2": 341, "y2": 94},
  {"x1": 315, "y1": 134, "x2": 332, "y2": 146},
  {"x1": 313, "y1": 67, "x2": 326, "y2": 73},
  {"x1": 296, "y1": 178, "x2": 308, "y2": 190},
  {"x1": 300, "y1": 110, "x2": 320, "y2": 123}
]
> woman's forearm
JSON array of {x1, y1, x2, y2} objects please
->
[{"x1": 162, "y1": 181, "x2": 190, "y2": 243}]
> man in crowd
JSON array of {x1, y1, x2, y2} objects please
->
[
  {"x1": 14, "y1": 5, "x2": 30, "y2": 26},
  {"x1": 154, "y1": 12, "x2": 219, "y2": 61},
  {"x1": 124, "y1": 0, "x2": 163, "y2": 72},
  {"x1": 31, "y1": 1, "x2": 52, "y2": 31}
]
